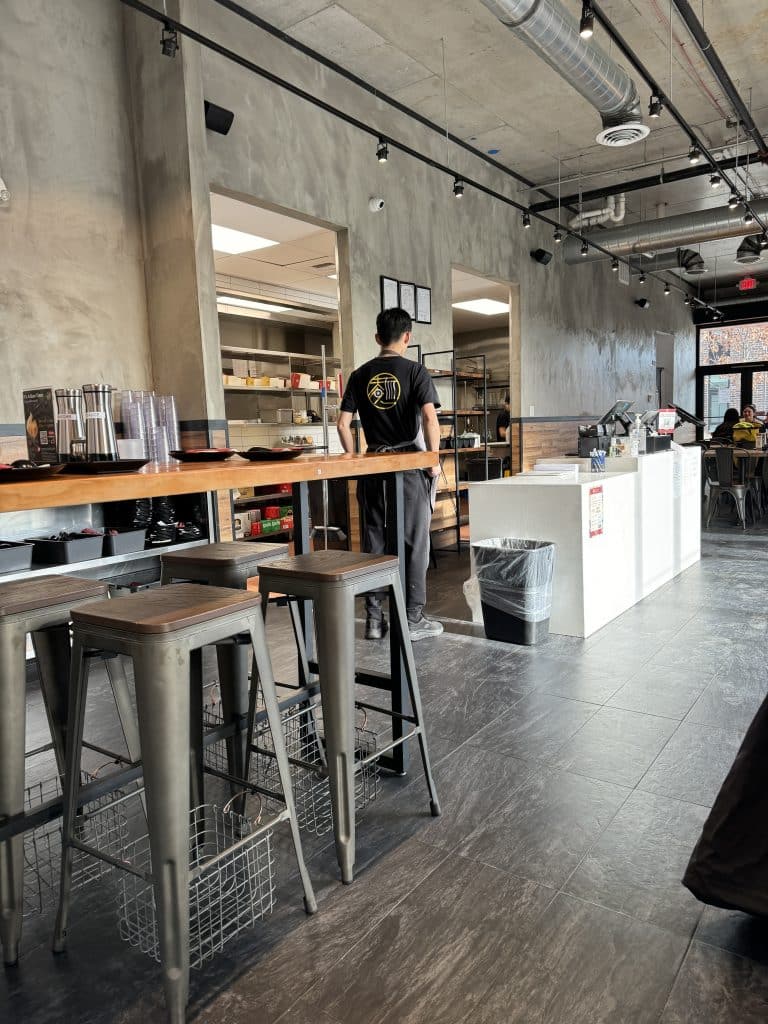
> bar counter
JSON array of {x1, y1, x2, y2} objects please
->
[{"x1": 0, "y1": 451, "x2": 438, "y2": 513}]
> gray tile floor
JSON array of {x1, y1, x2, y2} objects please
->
[{"x1": 3, "y1": 532, "x2": 768, "y2": 1023}]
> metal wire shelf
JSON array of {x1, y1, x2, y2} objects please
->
[
  {"x1": 203, "y1": 696, "x2": 380, "y2": 837},
  {"x1": 116, "y1": 802, "x2": 275, "y2": 969},
  {"x1": 22, "y1": 770, "x2": 130, "y2": 917}
]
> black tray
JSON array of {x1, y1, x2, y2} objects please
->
[
  {"x1": 0, "y1": 466, "x2": 64, "y2": 483},
  {"x1": 27, "y1": 533, "x2": 104, "y2": 565},
  {"x1": 170, "y1": 449, "x2": 234, "y2": 463},
  {"x1": 61, "y1": 460, "x2": 149, "y2": 474},
  {"x1": 237, "y1": 448, "x2": 307, "y2": 462},
  {"x1": 0, "y1": 542, "x2": 33, "y2": 574}
]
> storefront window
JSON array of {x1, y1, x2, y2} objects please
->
[{"x1": 700, "y1": 321, "x2": 768, "y2": 365}]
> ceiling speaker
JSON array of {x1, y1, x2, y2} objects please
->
[
  {"x1": 204, "y1": 101, "x2": 234, "y2": 135},
  {"x1": 531, "y1": 248, "x2": 553, "y2": 265}
]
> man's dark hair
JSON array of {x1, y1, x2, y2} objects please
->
[
  {"x1": 504, "y1": 393, "x2": 510, "y2": 403},
  {"x1": 376, "y1": 307, "x2": 412, "y2": 346},
  {"x1": 724, "y1": 408, "x2": 740, "y2": 424}
]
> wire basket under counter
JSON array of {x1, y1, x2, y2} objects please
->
[
  {"x1": 116, "y1": 802, "x2": 276, "y2": 969},
  {"x1": 22, "y1": 771, "x2": 131, "y2": 917},
  {"x1": 203, "y1": 697, "x2": 380, "y2": 837}
]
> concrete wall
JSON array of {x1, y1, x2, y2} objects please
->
[
  {"x1": 197, "y1": 3, "x2": 695, "y2": 419},
  {"x1": 0, "y1": 1, "x2": 152, "y2": 425}
]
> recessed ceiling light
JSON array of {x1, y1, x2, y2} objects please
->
[
  {"x1": 452, "y1": 299, "x2": 510, "y2": 316},
  {"x1": 216, "y1": 295, "x2": 289, "y2": 312},
  {"x1": 211, "y1": 225, "x2": 278, "y2": 254}
]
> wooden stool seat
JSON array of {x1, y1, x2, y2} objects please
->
[
  {"x1": 0, "y1": 575, "x2": 107, "y2": 618},
  {"x1": 161, "y1": 541, "x2": 288, "y2": 570},
  {"x1": 259, "y1": 550, "x2": 398, "y2": 584},
  {"x1": 70, "y1": 583, "x2": 262, "y2": 635}
]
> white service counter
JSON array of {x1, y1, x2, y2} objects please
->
[{"x1": 468, "y1": 448, "x2": 701, "y2": 637}]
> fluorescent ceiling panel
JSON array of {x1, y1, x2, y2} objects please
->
[
  {"x1": 216, "y1": 295, "x2": 289, "y2": 312},
  {"x1": 452, "y1": 298, "x2": 510, "y2": 315},
  {"x1": 211, "y1": 224, "x2": 278, "y2": 254}
]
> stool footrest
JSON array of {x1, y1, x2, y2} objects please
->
[
  {"x1": 365, "y1": 728, "x2": 421, "y2": 765},
  {"x1": 354, "y1": 699, "x2": 416, "y2": 725}
]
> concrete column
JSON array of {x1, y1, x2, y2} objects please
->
[{"x1": 123, "y1": 0, "x2": 223, "y2": 421}]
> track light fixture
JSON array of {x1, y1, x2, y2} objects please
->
[
  {"x1": 580, "y1": 240, "x2": 589, "y2": 256},
  {"x1": 664, "y1": 283, "x2": 671, "y2": 296},
  {"x1": 709, "y1": 174, "x2": 721, "y2": 189},
  {"x1": 579, "y1": 2, "x2": 594, "y2": 39},
  {"x1": 684, "y1": 295, "x2": 690, "y2": 306},
  {"x1": 453, "y1": 177, "x2": 464, "y2": 198},
  {"x1": 611, "y1": 258, "x2": 619, "y2": 272},
  {"x1": 639, "y1": 272, "x2": 646, "y2": 285},
  {"x1": 376, "y1": 138, "x2": 388, "y2": 163},
  {"x1": 522, "y1": 211, "x2": 531, "y2": 229},
  {"x1": 161, "y1": 21, "x2": 179, "y2": 58},
  {"x1": 744, "y1": 210, "x2": 754, "y2": 224},
  {"x1": 760, "y1": 235, "x2": 768, "y2": 250},
  {"x1": 648, "y1": 94, "x2": 663, "y2": 118},
  {"x1": 728, "y1": 192, "x2": 740, "y2": 210},
  {"x1": 687, "y1": 145, "x2": 701, "y2": 164},
  {"x1": 553, "y1": 228, "x2": 563, "y2": 244}
]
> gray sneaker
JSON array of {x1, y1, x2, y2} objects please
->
[
  {"x1": 408, "y1": 615, "x2": 444, "y2": 641},
  {"x1": 365, "y1": 616, "x2": 388, "y2": 641}
]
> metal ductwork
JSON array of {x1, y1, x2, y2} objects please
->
[
  {"x1": 480, "y1": 0, "x2": 648, "y2": 146},
  {"x1": 736, "y1": 235, "x2": 765, "y2": 265},
  {"x1": 564, "y1": 199, "x2": 768, "y2": 263},
  {"x1": 629, "y1": 248, "x2": 708, "y2": 275}
]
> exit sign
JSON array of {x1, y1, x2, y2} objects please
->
[{"x1": 738, "y1": 276, "x2": 758, "y2": 292}]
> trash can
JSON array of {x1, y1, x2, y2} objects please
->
[{"x1": 471, "y1": 538, "x2": 556, "y2": 645}]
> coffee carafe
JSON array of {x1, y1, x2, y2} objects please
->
[
  {"x1": 82, "y1": 384, "x2": 118, "y2": 461},
  {"x1": 54, "y1": 388, "x2": 86, "y2": 462}
]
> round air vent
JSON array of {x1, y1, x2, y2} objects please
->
[{"x1": 596, "y1": 122, "x2": 650, "y2": 147}]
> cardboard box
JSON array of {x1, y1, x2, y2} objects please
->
[
  {"x1": 290, "y1": 372, "x2": 311, "y2": 390},
  {"x1": 23, "y1": 387, "x2": 58, "y2": 464},
  {"x1": 262, "y1": 519, "x2": 281, "y2": 534},
  {"x1": 250, "y1": 520, "x2": 263, "y2": 537},
  {"x1": 280, "y1": 515, "x2": 294, "y2": 531}
]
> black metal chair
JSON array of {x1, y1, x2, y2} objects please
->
[{"x1": 704, "y1": 448, "x2": 750, "y2": 529}]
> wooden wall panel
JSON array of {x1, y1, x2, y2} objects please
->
[{"x1": 521, "y1": 421, "x2": 579, "y2": 470}]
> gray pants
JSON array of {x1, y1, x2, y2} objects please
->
[{"x1": 357, "y1": 470, "x2": 433, "y2": 622}]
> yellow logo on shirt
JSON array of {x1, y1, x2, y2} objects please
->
[{"x1": 367, "y1": 372, "x2": 401, "y2": 410}]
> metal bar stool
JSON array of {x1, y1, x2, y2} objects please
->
[
  {"x1": 257, "y1": 551, "x2": 441, "y2": 885},
  {"x1": 53, "y1": 583, "x2": 316, "y2": 1024},
  {"x1": 160, "y1": 541, "x2": 292, "y2": 790},
  {"x1": 0, "y1": 575, "x2": 141, "y2": 966}
]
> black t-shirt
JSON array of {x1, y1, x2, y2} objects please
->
[
  {"x1": 340, "y1": 354, "x2": 440, "y2": 449},
  {"x1": 496, "y1": 409, "x2": 510, "y2": 438}
]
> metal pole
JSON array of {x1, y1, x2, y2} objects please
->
[{"x1": 321, "y1": 344, "x2": 329, "y2": 551}]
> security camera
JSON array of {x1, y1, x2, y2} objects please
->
[
  {"x1": 635, "y1": 298, "x2": 651, "y2": 310},
  {"x1": 368, "y1": 196, "x2": 385, "y2": 213}
]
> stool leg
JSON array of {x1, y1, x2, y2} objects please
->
[
  {"x1": 313, "y1": 592, "x2": 357, "y2": 883},
  {"x1": 287, "y1": 600, "x2": 312, "y2": 688},
  {"x1": 189, "y1": 649, "x2": 204, "y2": 811},
  {"x1": 247, "y1": 621, "x2": 317, "y2": 915},
  {"x1": 388, "y1": 584, "x2": 441, "y2": 818},
  {"x1": 30, "y1": 623, "x2": 71, "y2": 775},
  {"x1": 131, "y1": 646, "x2": 191, "y2": 1024},
  {"x1": 0, "y1": 623, "x2": 27, "y2": 965},
  {"x1": 103, "y1": 655, "x2": 142, "y2": 764},
  {"x1": 217, "y1": 640, "x2": 250, "y2": 810},
  {"x1": 53, "y1": 635, "x2": 89, "y2": 955}
]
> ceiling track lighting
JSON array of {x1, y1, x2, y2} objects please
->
[
  {"x1": 522, "y1": 211, "x2": 531, "y2": 229},
  {"x1": 453, "y1": 177, "x2": 464, "y2": 198},
  {"x1": 684, "y1": 295, "x2": 690, "y2": 306},
  {"x1": 161, "y1": 21, "x2": 179, "y2": 58},
  {"x1": 728, "y1": 192, "x2": 740, "y2": 210},
  {"x1": 664, "y1": 283, "x2": 671, "y2": 295},
  {"x1": 760, "y1": 235, "x2": 768, "y2": 250},
  {"x1": 648, "y1": 94, "x2": 663, "y2": 119},
  {"x1": 709, "y1": 174, "x2": 721, "y2": 189},
  {"x1": 553, "y1": 228, "x2": 563, "y2": 244},
  {"x1": 611, "y1": 258, "x2": 619, "y2": 272},
  {"x1": 579, "y1": 2, "x2": 594, "y2": 39},
  {"x1": 376, "y1": 137, "x2": 388, "y2": 163},
  {"x1": 687, "y1": 144, "x2": 701, "y2": 165},
  {"x1": 639, "y1": 272, "x2": 646, "y2": 285},
  {"x1": 744, "y1": 210, "x2": 754, "y2": 224},
  {"x1": 580, "y1": 240, "x2": 589, "y2": 256}
]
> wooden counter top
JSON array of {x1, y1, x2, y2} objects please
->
[{"x1": 0, "y1": 451, "x2": 438, "y2": 513}]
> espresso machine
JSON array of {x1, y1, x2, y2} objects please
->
[{"x1": 82, "y1": 384, "x2": 118, "y2": 461}]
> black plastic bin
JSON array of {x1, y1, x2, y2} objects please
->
[
  {"x1": 102, "y1": 527, "x2": 147, "y2": 556},
  {"x1": 472, "y1": 538, "x2": 556, "y2": 645},
  {"x1": 27, "y1": 533, "x2": 104, "y2": 565}
]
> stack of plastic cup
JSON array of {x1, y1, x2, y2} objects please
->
[{"x1": 158, "y1": 395, "x2": 180, "y2": 452}]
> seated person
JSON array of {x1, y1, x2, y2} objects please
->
[
  {"x1": 496, "y1": 394, "x2": 511, "y2": 441},
  {"x1": 711, "y1": 408, "x2": 739, "y2": 443},
  {"x1": 733, "y1": 404, "x2": 768, "y2": 447}
]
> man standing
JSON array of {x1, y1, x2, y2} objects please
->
[
  {"x1": 337, "y1": 307, "x2": 443, "y2": 641},
  {"x1": 496, "y1": 393, "x2": 511, "y2": 441}
]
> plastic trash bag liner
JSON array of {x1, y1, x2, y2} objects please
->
[
  {"x1": 462, "y1": 571, "x2": 483, "y2": 625},
  {"x1": 470, "y1": 538, "x2": 556, "y2": 621},
  {"x1": 683, "y1": 690, "x2": 768, "y2": 918}
]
